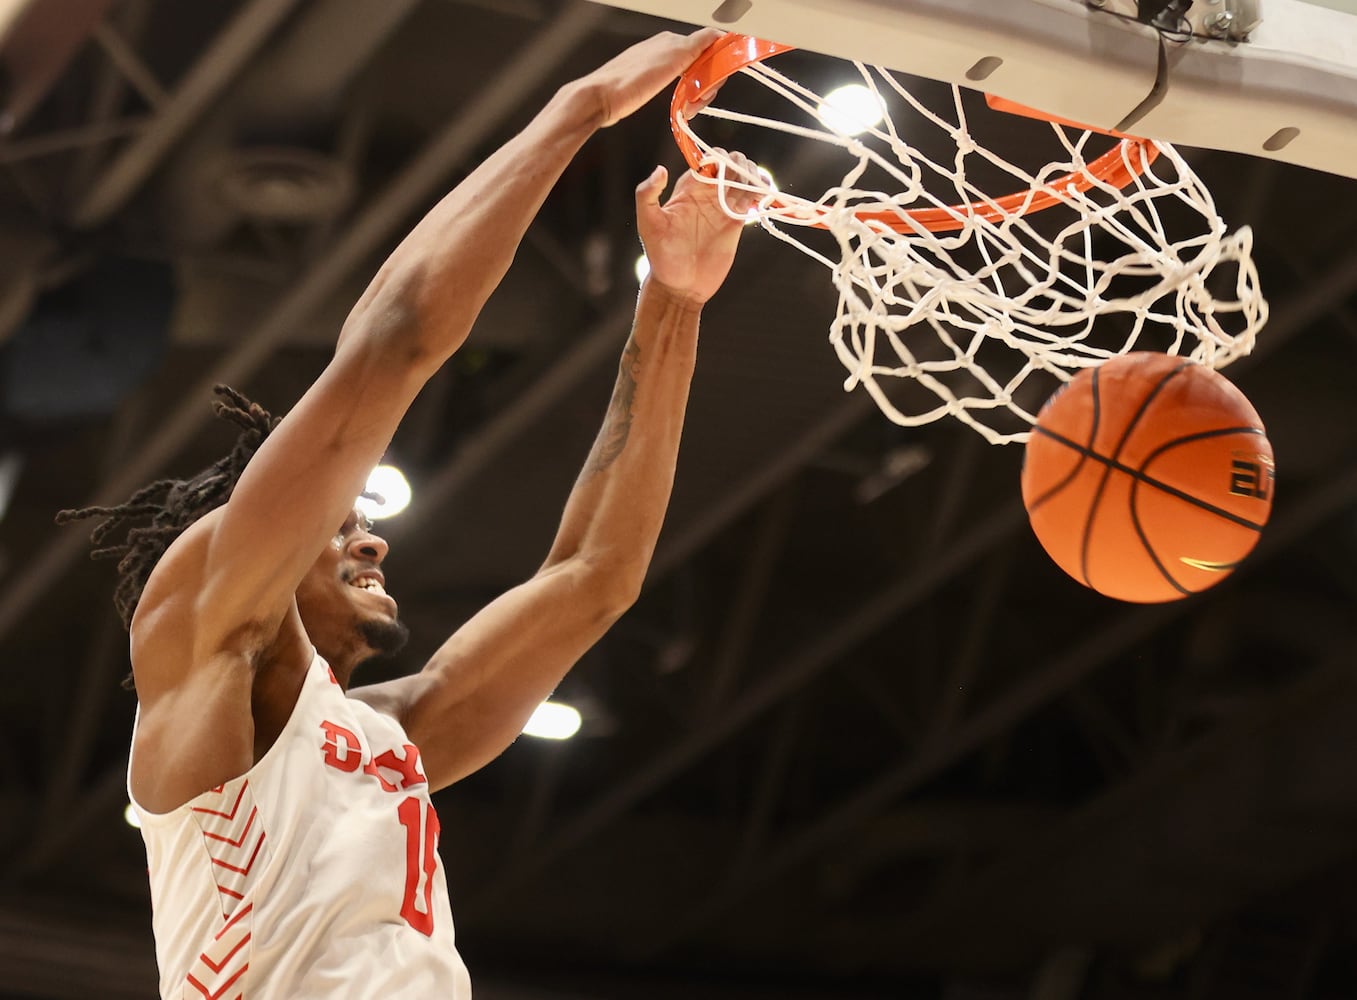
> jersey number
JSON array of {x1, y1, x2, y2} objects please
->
[{"x1": 397, "y1": 796, "x2": 441, "y2": 936}]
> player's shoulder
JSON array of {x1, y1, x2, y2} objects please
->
[
  {"x1": 131, "y1": 506, "x2": 280, "y2": 678},
  {"x1": 133, "y1": 510, "x2": 221, "y2": 625}
]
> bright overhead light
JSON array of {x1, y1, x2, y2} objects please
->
[
  {"x1": 817, "y1": 84, "x2": 886, "y2": 137},
  {"x1": 124, "y1": 803, "x2": 142, "y2": 829},
  {"x1": 522, "y1": 700, "x2": 581, "y2": 740},
  {"x1": 634, "y1": 254, "x2": 651, "y2": 285},
  {"x1": 357, "y1": 464, "x2": 411, "y2": 520}
]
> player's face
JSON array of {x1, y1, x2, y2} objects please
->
[{"x1": 295, "y1": 509, "x2": 408, "y2": 665}]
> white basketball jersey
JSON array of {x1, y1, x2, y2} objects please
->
[{"x1": 128, "y1": 651, "x2": 472, "y2": 999}]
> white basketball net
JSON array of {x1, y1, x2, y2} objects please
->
[{"x1": 680, "y1": 59, "x2": 1268, "y2": 444}]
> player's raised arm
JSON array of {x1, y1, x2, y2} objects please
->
[
  {"x1": 354, "y1": 154, "x2": 761, "y2": 790},
  {"x1": 144, "y1": 29, "x2": 727, "y2": 667}
]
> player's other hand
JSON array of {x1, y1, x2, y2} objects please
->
[
  {"x1": 636, "y1": 150, "x2": 761, "y2": 306},
  {"x1": 585, "y1": 28, "x2": 724, "y2": 128}
]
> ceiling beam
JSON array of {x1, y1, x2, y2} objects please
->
[
  {"x1": 0, "y1": 0, "x2": 116, "y2": 135},
  {"x1": 703, "y1": 484, "x2": 798, "y2": 711},
  {"x1": 68, "y1": 0, "x2": 307, "y2": 228}
]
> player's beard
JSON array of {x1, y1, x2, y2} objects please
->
[{"x1": 359, "y1": 617, "x2": 410, "y2": 659}]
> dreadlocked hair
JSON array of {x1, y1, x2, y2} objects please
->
[{"x1": 56, "y1": 385, "x2": 281, "y2": 657}]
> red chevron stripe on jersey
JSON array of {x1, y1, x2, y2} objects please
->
[
  {"x1": 186, "y1": 902, "x2": 252, "y2": 999},
  {"x1": 192, "y1": 782, "x2": 247, "y2": 820},
  {"x1": 191, "y1": 779, "x2": 269, "y2": 918}
]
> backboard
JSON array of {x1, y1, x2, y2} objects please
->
[{"x1": 593, "y1": 0, "x2": 1357, "y2": 181}]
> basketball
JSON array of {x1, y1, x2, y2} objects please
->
[{"x1": 1021, "y1": 352, "x2": 1275, "y2": 603}]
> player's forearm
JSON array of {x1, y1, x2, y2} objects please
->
[
  {"x1": 545, "y1": 279, "x2": 702, "y2": 600},
  {"x1": 336, "y1": 80, "x2": 604, "y2": 365}
]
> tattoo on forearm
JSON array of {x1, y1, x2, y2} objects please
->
[{"x1": 587, "y1": 337, "x2": 640, "y2": 475}]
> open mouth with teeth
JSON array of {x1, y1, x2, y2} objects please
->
[{"x1": 349, "y1": 576, "x2": 388, "y2": 597}]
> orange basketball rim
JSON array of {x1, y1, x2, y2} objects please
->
[{"x1": 671, "y1": 32, "x2": 1162, "y2": 235}]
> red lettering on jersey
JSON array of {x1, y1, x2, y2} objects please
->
[
  {"x1": 319, "y1": 721, "x2": 363, "y2": 773},
  {"x1": 373, "y1": 744, "x2": 427, "y2": 790},
  {"x1": 362, "y1": 759, "x2": 399, "y2": 792},
  {"x1": 320, "y1": 723, "x2": 426, "y2": 793}
]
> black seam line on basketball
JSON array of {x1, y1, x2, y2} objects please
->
[
  {"x1": 1127, "y1": 428, "x2": 1262, "y2": 597},
  {"x1": 1130, "y1": 424, "x2": 1268, "y2": 596},
  {"x1": 1031, "y1": 423, "x2": 1269, "y2": 532},
  {"x1": 1077, "y1": 368, "x2": 1108, "y2": 586},
  {"x1": 1128, "y1": 488, "x2": 1196, "y2": 598},
  {"x1": 1080, "y1": 362, "x2": 1190, "y2": 588},
  {"x1": 1027, "y1": 375, "x2": 1102, "y2": 514},
  {"x1": 1131, "y1": 424, "x2": 1270, "y2": 531}
]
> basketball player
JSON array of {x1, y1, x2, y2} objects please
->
[{"x1": 58, "y1": 28, "x2": 756, "y2": 998}]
